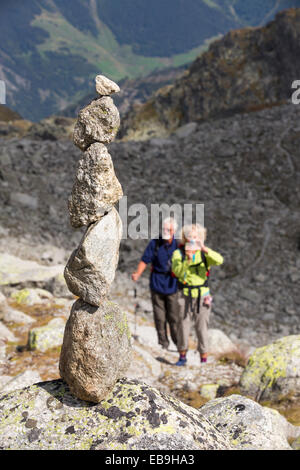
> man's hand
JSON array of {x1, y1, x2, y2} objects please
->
[{"x1": 131, "y1": 272, "x2": 140, "y2": 282}]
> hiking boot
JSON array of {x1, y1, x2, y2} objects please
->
[{"x1": 175, "y1": 357, "x2": 187, "y2": 366}]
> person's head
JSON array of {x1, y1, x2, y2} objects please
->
[
  {"x1": 162, "y1": 217, "x2": 178, "y2": 240},
  {"x1": 181, "y1": 223, "x2": 207, "y2": 250}
]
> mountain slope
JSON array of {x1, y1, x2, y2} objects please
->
[
  {"x1": 120, "y1": 8, "x2": 300, "y2": 140},
  {"x1": 1, "y1": 0, "x2": 300, "y2": 121}
]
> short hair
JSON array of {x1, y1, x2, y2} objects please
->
[
  {"x1": 181, "y1": 223, "x2": 207, "y2": 245},
  {"x1": 163, "y1": 217, "x2": 178, "y2": 232}
]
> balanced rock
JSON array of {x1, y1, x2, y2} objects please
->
[
  {"x1": 95, "y1": 75, "x2": 120, "y2": 96},
  {"x1": 59, "y1": 299, "x2": 132, "y2": 403},
  {"x1": 200, "y1": 394, "x2": 300, "y2": 450},
  {"x1": 73, "y1": 96, "x2": 120, "y2": 151},
  {"x1": 64, "y1": 207, "x2": 122, "y2": 306},
  {"x1": 239, "y1": 335, "x2": 300, "y2": 402},
  {"x1": 68, "y1": 143, "x2": 123, "y2": 228},
  {"x1": 0, "y1": 378, "x2": 233, "y2": 450}
]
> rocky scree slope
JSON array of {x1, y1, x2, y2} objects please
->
[{"x1": 0, "y1": 101, "x2": 300, "y2": 345}]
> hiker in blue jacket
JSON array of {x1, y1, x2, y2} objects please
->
[{"x1": 132, "y1": 217, "x2": 179, "y2": 350}]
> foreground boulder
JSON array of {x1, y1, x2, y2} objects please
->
[
  {"x1": 239, "y1": 335, "x2": 300, "y2": 402},
  {"x1": 59, "y1": 299, "x2": 132, "y2": 403},
  {"x1": 200, "y1": 394, "x2": 300, "y2": 450},
  {"x1": 0, "y1": 378, "x2": 232, "y2": 450}
]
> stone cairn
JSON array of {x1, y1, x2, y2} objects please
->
[{"x1": 59, "y1": 75, "x2": 132, "y2": 403}]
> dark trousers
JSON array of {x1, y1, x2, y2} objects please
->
[{"x1": 151, "y1": 289, "x2": 179, "y2": 348}]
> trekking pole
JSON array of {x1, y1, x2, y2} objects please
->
[{"x1": 133, "y1": 285, "x2": 138, "y2": 339}]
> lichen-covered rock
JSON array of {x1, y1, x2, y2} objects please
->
[
  {"x1": 68, "y1": 143, "x2": 123, "y2": 228},
  {"x1": 59, "y1": 299, "x2": 132, "y2": 403},
  {"x1": 291, "y1": 436, "x2": 300, "y2": 450},
  {"x1": 64, "y1": 208, "x2": 122, "y2": 306},
  {"x1": 200, "y1": 394, "x2": 300, "y2": 450},
  {"x1": 73, "y1": 96, "x2": 120, "y2": 151},
  {"x1": 27, "y1": 318, "x2": 65, "y2": 352},
  {"x1": 239, "y1": 335, "x2": 300, "y2": 402},
  {"x1": 10, "y1": 288, "x2": 53, "y2": 306},
  {"x1": 200, "y1": 384, "x2": 219, "y2": 400},
  {"x1": 0, "y1": 378, "x2": 233, "y2": 450},
  {"x1": 95, "y1": 75, "x2": 120, "y2": 96}
]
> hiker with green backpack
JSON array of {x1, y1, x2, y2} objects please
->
[
  {"x1": 171, "y1": 223, "x2": 224, "y2": 366},
  {"x1": 131, "y1": 217, "x2": 180, "y2": 350}
]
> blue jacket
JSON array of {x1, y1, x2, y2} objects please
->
[{"x1": 141, "y1": 237, "x2": 178, "y2": 295}]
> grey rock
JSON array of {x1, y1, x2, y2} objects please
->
[
  {"x1": 174, "y1": 122, "x2": 197, "y2": 139},
  {"x1": 68, "y1": 143, "x2": 123, "y2": 228},
  {"x1": 10, "y1": 192, "x2": 38, "y2": 210},
  {"x1": 64, "y1": 208, "x2": 122, "y2": 306},
  {"x1": 0, "y1": 378, "x2": 233, "y2": 450},
  {"x1": 0, "y1": 305, "x2": 34, "y2": 325},
  {"x1": 0, "y1": 321, "x2": 17, "y2": 342},
  {"x1": 207, "y1": 329, "x2": 239, "y2": 357},
  {"x1": 200, "y1": 394, "x2": 300, "y2": 450},
  {"x1": 0, "y1": 254, "x2": 64, "y2": 287},
  {"x1": 136, "y1": 298, "x2": 153, "y2": 313},
  {"x1": 95, "y1": 75, "x2": 120, "y2": 96},
  {"x1": 59, "y1": 299, "x2": 132, "y2": 403},
  {"x1": 0, "y1": 370, "x2": 42, "y2": 394},
  {"x1": 73, "y1": 96, "x2": 120, "y2": 151}
]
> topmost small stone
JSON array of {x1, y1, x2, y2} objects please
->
[{"x1": 95, "y1": 75, "x2": 120, "y2": 96}]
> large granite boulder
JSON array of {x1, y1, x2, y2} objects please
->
[
  {"x1": 73, "y1": 96, "x2": 120, "y2": 151},
  {"x1": 59, "y1": 299, "x2": 132, "y2": 403},
  {"x1": 68, "y1": 143, "x2": 123, "y2": 228},
  {"x1": 64, "y1": 208, "x2": 122, "y2": 306},
  {"x1": 239, "y1": 335, "x2": 300, "y2": 402},
  {"x1": 200, "y1": 394, "x2": 300, "y2": 450},
  {"x1": 0, "y1": 378, "x2": 233, "y2": 450}
]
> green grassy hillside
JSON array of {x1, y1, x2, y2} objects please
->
[{"x1": 0, "y1": 0, "x2": 299, "y2": 121}]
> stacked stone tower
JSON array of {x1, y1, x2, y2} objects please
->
[{"x1": 59, "y1": 76, "x2": 132, "y2": 403}]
